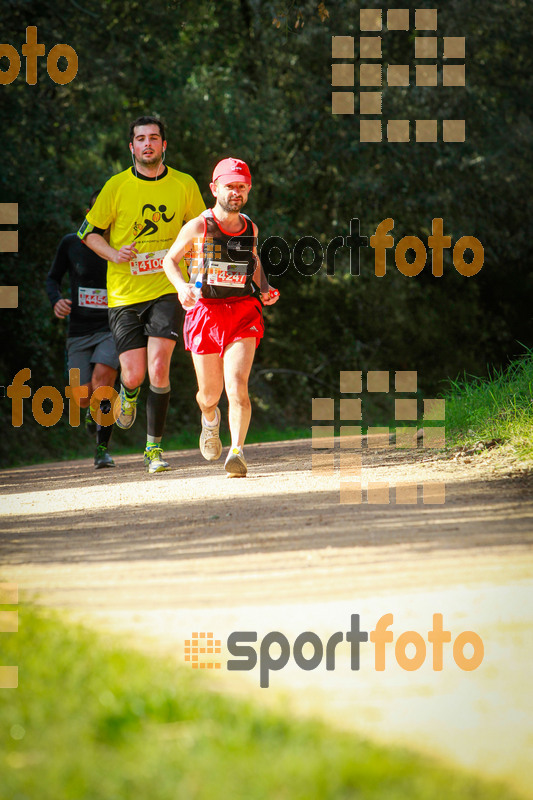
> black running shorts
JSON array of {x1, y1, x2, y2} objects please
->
[{"x1": 108, "y1": 294, "x2": 183, "y2": 355}]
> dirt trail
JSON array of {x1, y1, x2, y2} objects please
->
[{"x1": 1, "y1": 440, "x2": 532, "y2": 796}]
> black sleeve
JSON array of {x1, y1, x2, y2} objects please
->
[{"x1": 45, "y1": 236, "x2": 70, "y2": 307}]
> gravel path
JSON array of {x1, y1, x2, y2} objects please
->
[{"x1": 1, "y1": 440, "x2": 532, "y2": 796}]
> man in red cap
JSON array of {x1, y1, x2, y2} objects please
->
[{"x1": 163, "y1": 157, "x2": 279, "y2": 476}]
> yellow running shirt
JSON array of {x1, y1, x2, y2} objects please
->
[{"x1": 85, "y1": 166, "x2": 205, "y2": 307}]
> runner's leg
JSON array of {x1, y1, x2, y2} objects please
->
[
  {"x1": 191, "y1": 352, "x2": 224, "y2": 461},
  {"x1": 66, "y1": 337, "x2": 93, "y2": 409},
  {"x1": 91, "y1": 363, "x2": 117, "y2": 391},
  {"x1": 76, "y1": 383, "x2": 92, "y2": 409},
  {"x1": 75, "y1": 379, "x2": 94, "y2": 436},
  {"x1": 119, "y1": 347, "x2": 147, "y2": 390},
  {"x1": 113, "y1": 347, "x2": 146, "y2": 430},
  {"x1": 146, "y1": 337, "x2": 175, "y2": 442},
  {"x1": 90, "y1": 363, "x2": 118, "y2": 447},
  {"x1": 223, "y1": 337, "x2": 257, "y2": 449},
  {"x1": 191, "y1": 352, "x2": 224, "y2": 422}
]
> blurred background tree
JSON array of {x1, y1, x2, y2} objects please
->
[{"x1": 0, "y1": 0, "x2": 531, "y2": 464}]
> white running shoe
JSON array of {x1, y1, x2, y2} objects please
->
[
  {"x1": 199, "y1": 407, "x2": 222, "y2": 461},
  {"x1": 224, "y1": 446, "x2": 247, "y2": 477}
]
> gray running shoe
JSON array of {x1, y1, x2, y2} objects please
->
[
  {"x1": 144, "y1": 445, "x2": 170, "y2": 474},
  {"x1": 199, "y1": 407, "x2": 222, "y2": 461},
  {"x1": 94, "y1": 444, "x2": 115, "y2": 469},
  {"x1": 114, "y1": 385, "x2": 139, "y2": 430},
  {"x1": 224, "y1": 446, "x2": 247, "y2": 477}
]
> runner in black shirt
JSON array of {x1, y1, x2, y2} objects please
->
[
  {"x1": 46, "y1": 193, "x2": 119, "y2": 468},
  {"x1": 46, "y1": 234, "x2": 111, "y2": 337}
]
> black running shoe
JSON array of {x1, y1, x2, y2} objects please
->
[{"x1": 94, "y1": 444, "x2": 115, "y2": 469}]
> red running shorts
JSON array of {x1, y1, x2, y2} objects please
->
[{"x1": 183, "y1": 295, "x2": 264, "y2": 356}]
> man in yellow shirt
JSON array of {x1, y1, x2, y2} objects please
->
[{"x1": 78, "y1": 116, "x2": 205, "y2": 473}]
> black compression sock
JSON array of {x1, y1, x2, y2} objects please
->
[
  {"x1": 146, "y1": 385, "x2": 170, "y2": 439},
  {"x1": 96, "y1": 399, "x2": 113, "y2": 446},
  {"x1": 96, "y1": 424, "x2": 113, "y2": 446}
]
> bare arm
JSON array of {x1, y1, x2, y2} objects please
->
[
  {"x1": 163, "y1": 217, "x2": 205, "y2": 308},
  {"x1": 251, "y1": 223, "x2": 279, "y2": 306},
  {"x1": 84, "y1": 232, "x2": 138, "y2": 264}
]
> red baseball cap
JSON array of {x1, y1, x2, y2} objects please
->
[{"x1": 212, "y1": 157, "x2": 252, "y2": 186}]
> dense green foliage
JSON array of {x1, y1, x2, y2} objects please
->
[
  {"x1": 1, "y1": 0, "x2": 531, "y2": 464},
  {"x1": 0, "y1": 607, "x2": 524, "y2": 799},
  {"x1": 445, "y1": 348, "x2": 533, "y2": 461}
]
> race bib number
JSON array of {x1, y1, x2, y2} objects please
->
[
  {"x1": 207, "y1": 260, "x2": 247, "y2": 287},
  {"x1": 78, "y1": 286, "x2": 108, "y2": 308},
  {"x1": 130, "y1": 249, "x2": 168, "y2": 276}
]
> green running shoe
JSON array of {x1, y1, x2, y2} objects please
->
[
  {"x1": 144, "y1": 444, "x2": 170, "y2": 474},
  {"x1": 114, "y1": 385, "x2": 140, "y2": 430}
]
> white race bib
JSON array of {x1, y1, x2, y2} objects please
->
[
  {"x1": 130, "y1": 249, "x2": 168, "y2": 276},
  {"x1": 78, "y1": 286, "x2": 108, "y2": 308},
  {"x1": 207, "y1": 260, "x2": 247, "y2": 287}
]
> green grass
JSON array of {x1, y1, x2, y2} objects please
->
[
  {"x1": 444, "y1": 348, "x2": 533, "y2": 462},
  {"x1": 0, "y1": 607, "x2": 525, "y2": 800}
]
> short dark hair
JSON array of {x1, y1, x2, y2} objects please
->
[{"x1": 129, "y1": 115, "x2": 166, "y2": 143}]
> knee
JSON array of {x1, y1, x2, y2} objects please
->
[
  {"x1": 91, "y1": 365, "x2": 117, "y2": 390},
  {"x1": 148, "y1": 357, "x2": 170, "y2": 387},
  {"x1": 226, "y1": 377, "x2": 250, "y2": 406},
  {"x1": 197, "y1": 388, "x2": 221, "y2": 409},
  {"x1": 78, "y1": 383, "x2": 92, "y2": 408},
  {"x1": 119, "y1": 351, "x2": 146, "y2": 389},
  {"x1": 120, "y1": 365, "x2": 145, "y2": 389}
]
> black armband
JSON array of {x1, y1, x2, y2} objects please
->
[{"x1": 77, "y1": 219, "x2": 106, "y2": 240}]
